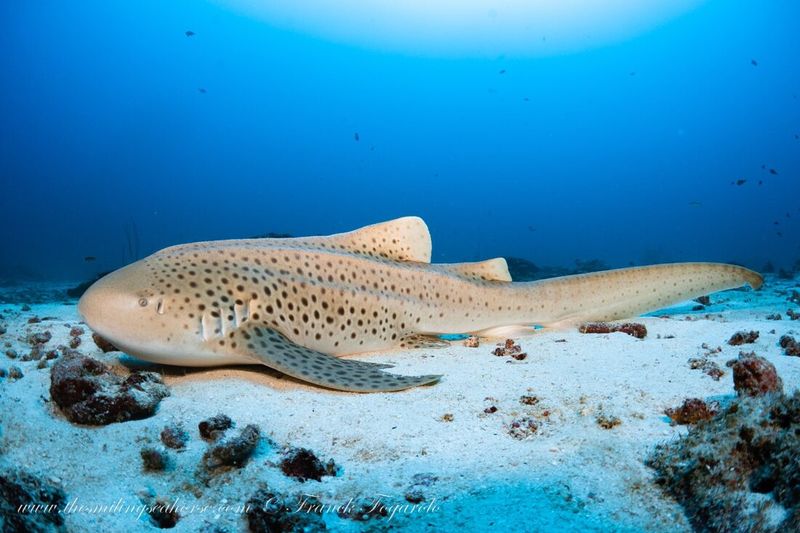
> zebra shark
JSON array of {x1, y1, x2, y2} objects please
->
[{"x1": 78, "y1": 217, "x2": 762, "y2": 392}]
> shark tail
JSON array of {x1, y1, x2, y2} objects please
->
[{"x1": 522, "y1": 262, "x2": 762, "y2": 327}]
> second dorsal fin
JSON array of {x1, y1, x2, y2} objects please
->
[{"x1": 438, "y1": 258, "x2": 512, "y2": 282}]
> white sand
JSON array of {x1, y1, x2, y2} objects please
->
[{"x1": 1, "y1": 276, "x2": 798, "y2": 531}]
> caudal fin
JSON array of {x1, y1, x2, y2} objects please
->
[{"x1": 526, "y1": 262, "x2": 762, "y2": 326}]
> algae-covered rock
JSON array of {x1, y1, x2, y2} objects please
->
[
  {"x1": 160, "y1": 423, "x2": 189, "y2": 449},
  {"x1": 198, "y1": 414, "x2": 233, "y2": 441},
  {"x1": 137, "y1": 487, "x2": 180, "y2": 529},
  {"x1": 202, "y1": 424, "x2": 260, "y2": 472},
  {"x1": 141, "y1": 446, "x2": 170, "y2": 472},
  {"x1": 730, "y1": 353, "x2": 783, "y2": 397},
  {"x1": 245, "y1": 486, "x2": 326, "y2": 532},
  {"x1": 0, "y1": 468, "x2": 67, "y2": 532},
  {"x1": 49, "y1": 355, "x2": 169, "y2": 425},
  {"x1": 279, "y1": 447, "x2": 338, "y2": 482},
  {"x1": 648, "y1": 391, "x2": 800, "y2": 532}
]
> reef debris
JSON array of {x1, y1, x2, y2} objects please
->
[
  {"x1": 201, "y1": 424, "x2": 260, "y2": 472},
  {"x1": 780, "y1": 335, "x2": 800, "y2": 357},
  {"x1": 198, "y1": 414, "x2": 233, "y2": 441},
  {"x1": 245, "y1": 486, "x2": 326, "y2": 532},
  {"x1": 463, "y1": 335, "x2": 480, "y2": 348},
  {"x1": 664, "y1": 398, "x2": 719, "y2": 425},
  {"x1": 138, "y1": 488, "x2": 181, "y2": 529},
  {"x1": 49, "y1": 355, "x2": 169, "y2": 425},
  {"x1": 27, "y1": 330, "x2": 52, "y2": 347},
  {"x1": 141, "y1": 446, "x2": 170, "y2": 472},
  {"x1": 8, "y1": 365, "x2": 23, "y2": 381},
  {"x1": 688, "y1": 357, "x2": 724, "y2": 381},
  {"x1": 596, "y1": 414, "x2": 622, "y2": 429},
  {"x1": 91, "y1": 333, "x2": 118, "y2": 353},
  {"x1": 279, "y1": 447, "x2": 338, "y2": 482},
  {"x1": 507, "y1": 417, "x2": 539, "y2": 439},
  {"x1": 648, "y1": 387, "x2": 800, "y2": 532},
  {"x1": 579, "y1": 322, "x2": 647, "y2": 339},
  {"x1": 0, "y1": 468, "x2": 67, "y2": 532},
  {"x1": 728, "y1": 353, "x2": 783, "y2": 397},
  {"x1": 492, "y1": 339, "x2": 527, "y2": 360},
  {"x1": 160, "y1": 424, "x2": 189, "y2": 449},
  {"x1": 727, "y1": 330, "x2": 760, "y2": 346}
]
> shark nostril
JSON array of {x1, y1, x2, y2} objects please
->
[{"x1": 156, "y1": 299, "x2": 165, "y2": 315}]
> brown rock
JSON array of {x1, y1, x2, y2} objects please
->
[{"x1": 731, "y1": 354, "x2": 782, "y2": 397}]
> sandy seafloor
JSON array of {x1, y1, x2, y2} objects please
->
[{"x1": 1, "y1": 275, "x2": 799, "y2": 532}]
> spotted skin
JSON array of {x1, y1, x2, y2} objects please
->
[{"x1": 78, "y1": 217, "x2": 763, "y2": 392}]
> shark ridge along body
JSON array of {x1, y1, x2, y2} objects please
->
[{"x1": 78, "y1": 217, "x2": 763, "y2": 392}]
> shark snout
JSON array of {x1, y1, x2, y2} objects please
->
[
  {"x1": 78, "y1": 275, "x2": 126, "y2": 338},
  {"x1": 77, "y1": 261, "x2": 155, "y2": 343}
]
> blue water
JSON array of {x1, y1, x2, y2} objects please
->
[{"x1": 1, "y1": 0, "x2": 798, "y2": 283}]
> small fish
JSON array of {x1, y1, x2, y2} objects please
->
[
  {"x1": 773, "y1": 221, "x2": 780, "y2": 225},
  {"x1": 629, "y1": 71, "x2": 637, "y2": 76},
  {"x1": 84, "y1": 256, "x2": 96, "y2": 262},
  {"x1": 185, "y1": 30, "x2": 195, "y2": 37},
  {"x1": 758, "y1": 180, "x2": 763, "y2": 186},
  {"x1": 776, "y1": 231, "x2": 783, "y2": 237},
  {"x1": 735, "y1": 179, "x2": 746, "y2": 186},
  {"x1": 198, "y1": 88, "x2": 207, "y2": 94},
  {"x1": 769, "y1": 168, "x2": 778, "y2": 175},
  {"x1": 688, "y1": 201, "x2": 702, "y2": 207},
  {"x1": 354, "y1": 132, "x2": 360, "y2": 142},
  {"x1": 751, "y1": 59, "x2": 758, "y2": 66},
  {"x1": 498, "y1": 69, "x2": 506, "y2": 75},
  {"x1": 522, "y1": 97, "x2": 529, "y2": 102}
]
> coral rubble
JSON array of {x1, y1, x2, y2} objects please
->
[
  {"x1": 779, "y1": 335, "x2": 800, "y2": 357},
  {"x1": 141, "y1": 446, "x2": 169, "y2": 471},
  {"x1": 245, "y1": 486, "x2": 326, "y2": 532},
  {"x1": 664, "y1": 398, "x2": 719, "y2": 425},
  {"x1": 727, "y1": 330, "x2": 760, "y2": 346},
  {"x1": 201, "y1": 424, "x2": 260, "y2": 472},
  {"x1": 91, "y1": 333, "x2": 118, "y2": 353},
  {"x1": 279, "y1": 447, "x2": 338, "y2": 482},
  {"x1": 729, "y1": 353, "x2": 783, "y2": 397},
  {"x1": 492, "y1": 339, "x2": 527, "y2": 360},
  {"x1": 579, "y1": 322, "x2": 647, "y2": 339},
  {"x1": 49, "y1": 355, "x2": 169, "y2": 425},
  {"x1": 198, "y1": 414, "x2": 233, "y2": 441},
  {"x1": 0, "y1": 468, "x2": 67, "y2": 532},
  {"x1": 649, "y1": 391, "x2": 800, "y2": 532},
  {"x1": 160, "y1": 424, "x2": 189, "y2": 449}
]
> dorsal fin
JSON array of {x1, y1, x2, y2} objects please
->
[
  {"x1": 159, "y1": 217, "x2": 432, "y2": 263},
  {"x1": 438, "y1": 258, "x2": 512, "y2": 282},
  {"x1": 287, "y1": 217, "x2": 432, "y2": 263}
]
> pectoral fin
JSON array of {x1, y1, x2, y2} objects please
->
[{"x1": 220, "y1": 325, "x2": 441, "y2": 392}]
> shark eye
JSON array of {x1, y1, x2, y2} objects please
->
[{"x1": 138, "y1": 297, "x2": 149, "y2": 307}]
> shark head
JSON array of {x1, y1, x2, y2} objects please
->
[{"x1": 78, "y1": 259, "x2": 176, "y2": 360}]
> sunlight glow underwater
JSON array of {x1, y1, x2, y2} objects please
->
[{"x1": 215, "y1": 0, "x2": 708, "y2": 56}]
